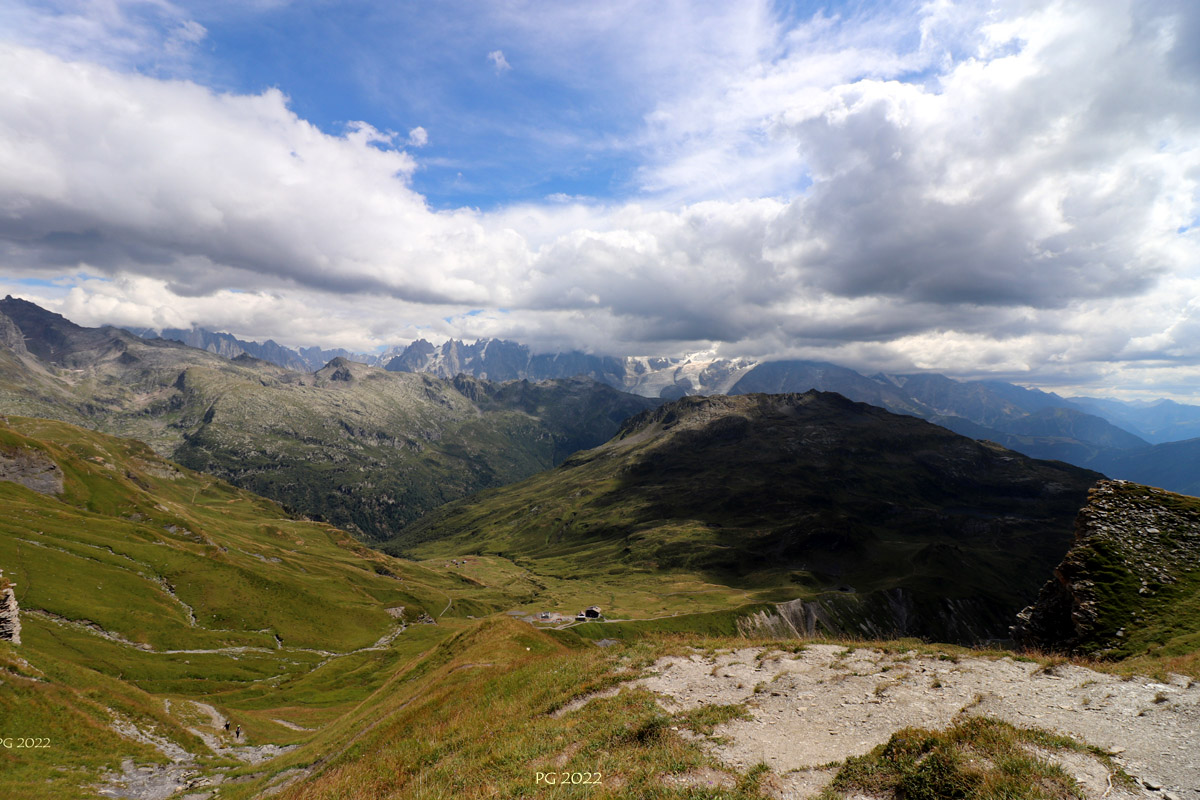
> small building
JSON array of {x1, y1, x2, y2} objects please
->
[{"x1": 584, "y1": 606, "x2": 602, "y2": 619}]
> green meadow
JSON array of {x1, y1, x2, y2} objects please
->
[{"x1": 0, "y1": 417, "x2": 516, "y2": 798}]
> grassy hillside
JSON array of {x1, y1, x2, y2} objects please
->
[
  {"x1": 0, "y1": 417, "x2": 525, "y2": 798},
  {"x1": 389, "y1": 392, "x2": 1101, "y2": 642},
  {"x1": 170, "y1": 360, "x2": 654, "y2": 539},
  {"x1": 2, "y1": 415, "x2": 1196, "y2": 800}
]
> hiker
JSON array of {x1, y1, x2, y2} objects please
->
[
  {"x1": 223, "y1": 721, "x2": 229, "y2": 732},
  {"x1": 235, "y1": 725, "x2": 241, "y2": 740}
]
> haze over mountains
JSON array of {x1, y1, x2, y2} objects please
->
[{"x1": 130, "y1": 317, "x2": 1200, "y2": 498}]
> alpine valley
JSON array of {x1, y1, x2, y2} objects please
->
[
  {"x1": 135, "y1": 318, "x2": 1200, "y2": 497},
  {"x1": 2, "y1": 299, "x2": 1200, "y2": 800}
]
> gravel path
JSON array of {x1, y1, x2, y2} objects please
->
[
  {"x1": 94, "y1": 702, "x2": 297, "y2": 800},
  {"x1": 634, "y1": 645, "x2": 1200, "y2": 800}
]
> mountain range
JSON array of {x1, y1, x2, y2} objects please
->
[
  {"x1": 125, "y1": 325, "x2": 382, "y2": 372},
  {"x1": 1, "y1": 297, "x2": 655, "y2": 540},
  {"x1": 129, "y1": 318, "x2": 1200, "y2": 497},
  {"x1": 7, "y1": 294, "x2": 1200, "y2": 538},
  {"x1": 131, "y1": 325, "x2": 1200, "y2": 436}
]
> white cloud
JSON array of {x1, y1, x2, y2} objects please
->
[
  {"x1": 0, "y1": 43, "x2": 532, "y2": 306},
  {"x1": 2, "y1": 1, "x2": 1199, "y2": 396},
  {"x1": 0, "y1": 0, "x2": 207, "y2": 74},
  {"x1": 407, "y1": 126, "x2": 429, "y2": 147},
  {"x1": 487, "y1": 49, "x2": 511, "y2": 73}
]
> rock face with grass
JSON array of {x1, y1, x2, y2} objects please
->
[
  {"x1": 0, "y1": 439, "x2": 64, "y2": 495},
  {"x1": 395, "y1": 391, "x2": 1102, "y2": 642},
  {"x1": 0, "y1": 569, "x2": 19, "y2": 644},
  {"x1": 1013, "y1": 479, "x2": 1200, "y2": 657}
]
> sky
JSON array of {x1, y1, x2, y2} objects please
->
[{"x1": 0, "y1": 0, "x2": 1198, "y2": 399}]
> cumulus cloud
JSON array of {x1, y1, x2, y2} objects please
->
[
  {"x1": 407, "y1": 126, "x2": 429, "y2": 147},
  {"x1": 1, "y1": 1, "x2": 1199, "y2": 395},
  {"x1": 487, "y1": 49, "x2": 511, "y2": 73},
  {"x1": 0, "y1": 44, "x2": 533, "y2": 305},
  {"x1": 764, "y1": 2, "x2": 1198, "y2": 311}
]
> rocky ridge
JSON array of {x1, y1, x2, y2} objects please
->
[
  {"x1": 0, "y1": 568, "x2": 19, "y2": 645},
  {"x1": 1014, "y1": 479, "x2": 1200, "y2": 655}
]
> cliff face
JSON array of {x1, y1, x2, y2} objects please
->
[
  {"x1": 0, "y1": 310, "x2": 29, "y2": 356},
  {"x1": 736, "y1": 591, "x2": 1004, "y2": 645},
  {"x1": 1013, "y1": 479, "x2": 1200, "y2": 656},
  {"x1": 0, "y1": 570, "x2": 19, "y2": 645},
  {"x1": 0, "y1": 444, "x2": 64, "y2": 495}
]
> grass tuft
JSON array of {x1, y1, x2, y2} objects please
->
[{"x1": 821, "y1": 717, "x2": 1094, "y2": 800}]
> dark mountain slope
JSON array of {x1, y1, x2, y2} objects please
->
[
  {"x1": 997, "y1": 407, "x2": 1148, "y2": 450},
  {"x1": 885, "y1": 373, "x2": 1070, "y2": 424},
  {"x1": 393, "y1": 392, "x2": 1101, "y2": 642},
  {"x1": 934, "y1": 407, "x2": 1151, "y2": 466},
  {"x1": 730, "y1": 359, "x2": 1144, "y2": 461}
]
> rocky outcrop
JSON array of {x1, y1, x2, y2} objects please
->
[
  {"x1": 1013, "y1": 479, "x2": 1200, "y2": 654},
  {"x1": 314, "y1": 357, "x2": 360, "y2": 383},
  {"x1": 0, "y1": 569, "x2": 20, "y2": 645},
  {"x1": 0, "y1": 309, "x2": 29, "y2": 356},
  {"x1": 0, "y1": 445, "x2": 64, "y2": 495},
  {"x1": 739, "y1": 590, "x2": 1000, "y2": 645}
]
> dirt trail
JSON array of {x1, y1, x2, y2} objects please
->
[
  {"x1": 30, "y1": 605, "x2": 405, "y2": 658},
  {"x1": 95, "y1": 700, "x2": 297, "y2": 798},
  {"x1": 632, "y1": 644, "x2": 1200, "y2": 800}
]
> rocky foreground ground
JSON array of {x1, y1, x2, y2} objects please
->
[{"x1": 632, "y1": 644, "x2": 1200, "y2": 800}]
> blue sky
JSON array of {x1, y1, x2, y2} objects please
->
[
  {"x1": 1, "y1": 1, "x2": 1199, "y2": 397},
  {"x1": 196, "y1": 1, "x2": 635, "y2": 209},
  {"x1": 184, "y1": 0, "x2": 848, "y2": 209}
]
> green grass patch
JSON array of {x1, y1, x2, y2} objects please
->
[{"x1": 821, "y1": 717, "x2": 1106, "y2": 800}]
